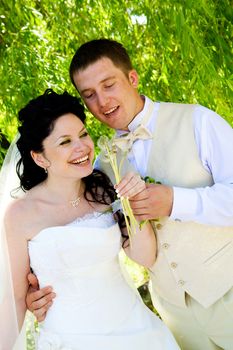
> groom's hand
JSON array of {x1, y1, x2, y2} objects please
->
[
  {"x1": 129, "y1": 183, "x2": 173, "y2": 220},
  {"x1": 26, "y1": 273, "x2": 56, "y2": 322}
]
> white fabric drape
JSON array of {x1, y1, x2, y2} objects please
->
[{"x1": 0, "y1": 137, "x2": 26, "y2": 350}]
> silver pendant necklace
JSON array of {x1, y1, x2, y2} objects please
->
[{"x1": 69, "y1": 196, "x2": 81, "y2": 208}]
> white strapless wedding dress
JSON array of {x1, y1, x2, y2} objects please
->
[{"x1": 28, "y1": 212, "x2": 179, "y2": 349}]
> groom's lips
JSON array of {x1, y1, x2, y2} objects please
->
[{"x1": 103, "y1": 106, "x2": 119, "y2": 117}]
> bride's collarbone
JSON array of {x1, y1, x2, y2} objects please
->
[{"x1": 26, "y1": 200, "x2": 109, "y2": 240}]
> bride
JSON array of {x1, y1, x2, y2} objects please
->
[{"x1": 1, "y1": 89, "x2": 179, "y2": 349}]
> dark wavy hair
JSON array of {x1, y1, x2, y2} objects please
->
[{"x1": 16, "y1": 89, "x2": 126, "y2": 237}]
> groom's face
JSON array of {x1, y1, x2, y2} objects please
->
[{"x1": 72, "y1": 57, "x2": 143, "y2": 131}]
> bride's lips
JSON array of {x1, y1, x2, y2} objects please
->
[{"x1": 69, "y1": 155, "x2": 90, "y2": 166}]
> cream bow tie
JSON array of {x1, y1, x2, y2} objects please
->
[{"x1": 113, "y1": 124, "x2": 153, "y2": 151}]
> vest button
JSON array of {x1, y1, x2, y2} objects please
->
[
  {"x1": 156, "y1": 223, "x2": 163, "y2": 230},
  {"x1": 178, "y1": 279, "x2": 185, "y2": 286},
  {"x1": 162, "y1": 243, "x2": 170, "y2": 249},
  {"x1": 171, "y1": 262, "x2": 178, "y2": 269}
]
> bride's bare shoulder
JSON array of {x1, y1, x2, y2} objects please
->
[{"x1": 4, "y1": 190, "x2": 38, "y2": 231}]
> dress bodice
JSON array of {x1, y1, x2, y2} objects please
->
[
  {"x1": 29, "y1": 212, "x2": 121, "y2": 289},
  {"x1": 28, "y1": 212, "x2": 179, "y2": 350},
  {"x1": 28, "y1": 212, "x2": 137, "y2": 334}
]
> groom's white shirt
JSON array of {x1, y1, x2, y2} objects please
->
[{"x1": 95, "y1": 96, "x2": 233, "y2": 226}]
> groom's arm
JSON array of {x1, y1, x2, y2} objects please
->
[{"x1": 26, "y1": 273, "x2": 56, "y2": 322}]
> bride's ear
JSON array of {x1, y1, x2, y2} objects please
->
[{"x1": 30, "y1": 151, "x2": 49, "y2": 170}]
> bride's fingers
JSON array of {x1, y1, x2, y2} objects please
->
[
  {"x1": 119, "y1": 175, "x2": 145, "y2": 198},
  {"x1": 115, "y1": 173, "x2": 145, "y2": 198},
  {"x1": 126, "y1": 180, "x2": 146, "y2": 199},
  {"x1": 114, "y1": 172, "x2": 137, "y2": 196},
  {"x1": 114, "y1": 172, "x2": 136, "y2": 189}
]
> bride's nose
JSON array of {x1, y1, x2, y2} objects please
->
[{"x1": 73, "y1": 138, "x2": 87, "y2": 152}]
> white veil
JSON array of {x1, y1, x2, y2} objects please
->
[{"x1": 0, "y1": 137, "x2": 26, "y2": 350}]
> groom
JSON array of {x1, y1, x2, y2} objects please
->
[{"x1": 27, "y1": 39, "x2": 233, "y2": 349}]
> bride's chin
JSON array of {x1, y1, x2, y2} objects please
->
[{"x1": 82, "y1": 164, "x2": 93, "y2": 176}]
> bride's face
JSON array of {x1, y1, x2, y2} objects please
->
[{"x1": 33, "y1": 113, "x2": 94, "y2": 180}]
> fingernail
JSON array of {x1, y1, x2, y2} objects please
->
[{"x1": 115, "y1": 188, "x2": 119, "y2": 193}]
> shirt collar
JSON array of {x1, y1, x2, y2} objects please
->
[{"x1": 116, "y1": 95, "x2": 152, "y2": 136}]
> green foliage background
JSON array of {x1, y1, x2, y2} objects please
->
[
  {"x1": 0, "y1": 1, "x2": 232, "y2": 347},
  {"x1": 0, "y1": 0, "x2": 232, "y2": 165}
]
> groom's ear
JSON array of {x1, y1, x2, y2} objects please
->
[
  {"x1": 128, "y1": 70, "x2": 139, "y2": 88},
  {"x1": 30, "y1": 151, "x2": 49, "y2": 169}
]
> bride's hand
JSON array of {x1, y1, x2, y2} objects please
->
[{"x1": 114, "y1": 172, "x2": 146, "y2": 199}]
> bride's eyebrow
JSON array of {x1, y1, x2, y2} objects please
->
[
  {"x1": 57, "y1": 134, "x2": 70, "y2": 139},
  {"x1": 54, "y1": 134, "x2": 71, "y2": 144},
  {"x1": 56, "y1": 127, "x2": 87, "y2": 141}
]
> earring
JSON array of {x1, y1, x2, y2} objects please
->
[{"x1": 44, "y1": 168, "x2": 48, "y2": 174}]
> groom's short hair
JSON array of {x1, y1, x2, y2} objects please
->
[{"x1": 69, "y1": 38, "x2": 133, "y2": 86}]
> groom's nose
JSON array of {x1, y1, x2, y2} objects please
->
[{"x1": 97, "y1": 92, "x2": 110, "y2": 108}]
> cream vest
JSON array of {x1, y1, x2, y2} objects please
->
[{"x1": 99, "y1": 102, "x2": 233, "y2": 308}]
